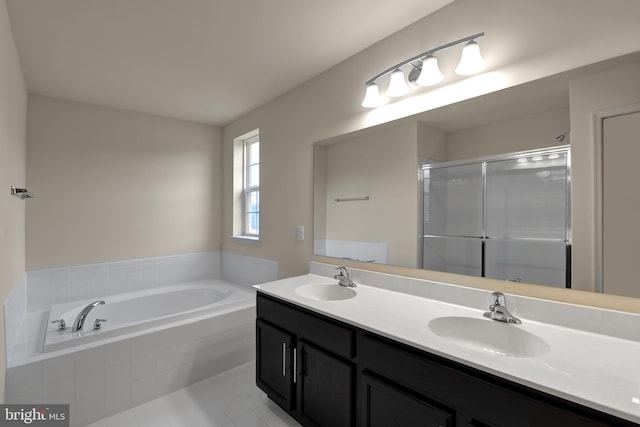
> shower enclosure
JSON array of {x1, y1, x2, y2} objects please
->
[{"x1": 420, "y1": 146, "x2": 571, "y2": 288}]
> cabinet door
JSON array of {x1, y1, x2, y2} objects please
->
[
  {"x1": 256, "y1": 320, "x2": 295, "y2": 411},
  {"x1": 298, "y1": 341, "x2": 355, "y2": 427},
  {"x1": 361, "y1": 372, "x2": 452, "y2": 427}
]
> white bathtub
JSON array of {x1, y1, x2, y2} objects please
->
[{"x1": 44, "y1": 278, "x2": 254, "y2": 352}]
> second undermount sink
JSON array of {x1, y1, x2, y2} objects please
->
[
  {"x1": 295, "y1": 283, "x2": 356, "y2": 301},
  {"x1": 428, "y1": 316, "x2": 550, "y2": 358}
]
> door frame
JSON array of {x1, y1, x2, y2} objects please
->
[{"x1": 593, "y1": 102, "x2": 640, "y2": 292}]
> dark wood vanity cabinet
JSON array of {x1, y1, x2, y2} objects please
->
[
  {"x1": 256, "y1": 320, "x2": 295, "y2": 411},
  {"x1": 257, "y1": 293, "x2": 638, "y2": 427},
  {"x1": 359, "y1": 332, "x2": 637, "y2": 427},
  {"x1": 256, "y1": 294, "x2": 357, "y2": 427}
]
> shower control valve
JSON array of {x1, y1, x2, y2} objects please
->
[
  {"x1": 93, "y1": 319, "x2": 108, "y2": 331},
  {"x1": 50, "y1": 319, "x2": 66, "y2": 331}
]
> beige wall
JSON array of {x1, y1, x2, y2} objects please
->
[
  {"x1": 26, "y1": 96, "x2": 222, "y2": 269},
  {"x1": 322, "y1": 121, "x2": 418, "y2": 267},
  {"x1": 445, "y1": 107, "x2": 570, "y2": 161},
  {"x1": 0, "y1": 0, "x2": 27, "y2": 401},
  {"x1": 417, "y1": 122, "x2": 446, "y2": 162},
  {"x1": 570, "y1": 60, "x2": 640, "y2": 291},
  {"x1": 222, "y1": 0, "x2": 640, "y2": 309}
]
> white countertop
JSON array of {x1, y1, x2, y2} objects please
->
[{"x1": 255, "y1": 273, "x2": 640, "y2": 424}]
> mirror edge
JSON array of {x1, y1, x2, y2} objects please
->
[{"x1": 311, "y1": 255, "x2": 640, "y2": 314}]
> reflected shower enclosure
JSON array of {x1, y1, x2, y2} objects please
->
[{"x1": 420, "y1": 146, "x2": 571, "y2": 288}]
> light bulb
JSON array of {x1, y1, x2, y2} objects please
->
[
  {"x1": 361, "y1": 82, "x2": 384, "y2": 108},
  {"x1": 386, "y1": 69, "x2": 409, "y2": 97},
  {"x1": 416, "y1": 55, "x2": 444, "y2": 86},
  {"x1": 455, "y1": 40, "x2": 486, "y2": 76}
]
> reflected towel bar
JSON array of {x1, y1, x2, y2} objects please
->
[
  {"x1": 334, "y1": 196, "x2": 370, "y2": 202},
  {"x1": 10, "y1": 187, "x2": 34, "y2": 200}
]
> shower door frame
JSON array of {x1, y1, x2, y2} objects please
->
[{"x1": 418, "y1": 145, "x2": 572, "y2": 288}]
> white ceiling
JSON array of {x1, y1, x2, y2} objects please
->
[{"x1": 6, "y1": 0, "x2": 454, "y2": 126}]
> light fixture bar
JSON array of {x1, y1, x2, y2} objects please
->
[{"x1": 364, "y1": 32, "x2": 485, "y2": 85}]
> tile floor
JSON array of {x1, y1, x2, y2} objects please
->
[{"x1": 86, "y1": 361, "x2": 301, "y2": 427}]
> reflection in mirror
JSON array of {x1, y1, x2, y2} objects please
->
[
  {"x1": 313, "y1": 75, "x2": 570, "y2": 275},
  {"x1": 313, "y1": 53, "x2": 640, "y2": 293},
  {"x1": 420, "y1": 146, "x2": 570, "y2": 288}
]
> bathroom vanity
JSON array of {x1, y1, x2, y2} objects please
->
[{"x1": 255, "y1": 267, "x2": 640, "y2": 427}]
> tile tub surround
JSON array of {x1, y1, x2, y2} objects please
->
[
  {"x1": 25, "y1": 252, "x2": 223, "y2": 313},
  {"x1": 4, "y1": 251, "x2": 276, "y2": 364},
  {"x1": 257, "y1": 264, "x2": 640, "y2": 424},
  {"x1": 3, "y1": 274, "x2": 26, "y2": 364},
  {"x1": 4, "y1": 304, "x2": 256, "y2": 427},
  {"x1": 2, "y1": 251, "x2": 276, "y2": 426},
  {"x1": 24, "y1": 251, "x2": 278, "y2": 313}
]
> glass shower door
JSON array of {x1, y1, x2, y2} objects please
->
[
  {"x1": 422, "y1": 163, "x2": 484, "y2": 276},
  {"x1": 484, "y1": 151, "x2": 569, "y2": 287}
]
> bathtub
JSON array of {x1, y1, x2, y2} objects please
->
[{"x1": 44, "y1": 278, "x2": 254, "y2": 353}]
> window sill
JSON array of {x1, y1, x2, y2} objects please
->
[{"x1": 230, "y1": 235, "x2": 262, "y2": 245}]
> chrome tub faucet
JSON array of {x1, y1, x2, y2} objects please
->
[
  {"x1": 334, "y1": 267, "x2": 357, "y2": 288},
  {"x1": 72, "y1": 300, "x2": 105, "y2": 332},
  {"x1": 484, "y1": 292, "x2": 521, "y2": 324}
]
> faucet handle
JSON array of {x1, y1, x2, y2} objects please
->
[
  {"x1": 335, "y1": 266, "x2": 350, "y2": 279},
  {"x1": 51, "y1": 319, "x2": 66, "y2": 331},
  {"x1": 93, "y1": 319, "x2": 108, "y2": 331},
  {"x1": 491, "y1": 291, "x2": 504, "y2": 302},
  {"x1": 490, "y1": 291, "x2": 506, "y2": 310}
]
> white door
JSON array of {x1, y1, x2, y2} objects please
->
[{"x1": 602, "y1": 111, "x2": 640, "y2": 297}]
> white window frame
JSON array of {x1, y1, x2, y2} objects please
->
[
  {"x1": 232, "y1": 129, "x2": 260, "y2": 241},
  {"x1": 243, "y1": 135, "x2": 260, "y2": 237}
]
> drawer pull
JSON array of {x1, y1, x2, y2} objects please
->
[
  {"x1": 293, "y1": 349, "x2": 297, "y2": 383},
  {"x1": 282, "y1": 342, "x2": 286, "y2": 377}
]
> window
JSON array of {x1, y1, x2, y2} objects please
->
[
  {"x1": 233, "y1": 129, "x2": 260, "y2": 240},
  {"x1": 244, "y1": 135, "x2": 260, "y2": 236}
]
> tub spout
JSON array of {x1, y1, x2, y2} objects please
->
[{"x1": 72, "y1": 300, "x2": 105, "y2": 332}]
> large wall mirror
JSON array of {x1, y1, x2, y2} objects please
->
[{"x1": 313, "y1": 52, "x2": 640, "y2": 297}]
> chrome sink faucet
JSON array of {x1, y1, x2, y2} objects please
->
[
  {"x1": 72, "y1": 300, "x2": 105, "y2": 332},
  {"x1": 334, "y1": 267, "x2": 357, "y2": 288},
  {"x1": 484, "y1": 292, "x2": 521, "y2": 324}
]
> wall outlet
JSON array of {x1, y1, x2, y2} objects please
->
[{"x1": 296, "y1": 225, "x2": 304, "y2": 241}]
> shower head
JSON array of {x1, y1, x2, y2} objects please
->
[{"x1": 556, "y1": 131, "x2": 570, "y2": 143}]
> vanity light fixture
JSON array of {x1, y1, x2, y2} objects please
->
[
  {"x1": 361, "y1": 32, "x2": 486, "y2": 108},
  {"x1": 416, "y1": 54, "x2": 444, "y2": 86},
  {"x1": 454, "y1": 40, "x2": 486, "y2": 75},
  {"x1": 387, "y1": 69, "x2": 410, "y2": 97}
]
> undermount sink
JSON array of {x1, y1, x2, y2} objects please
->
[
  {"x1": 428, "y1": 316, "x2": 550, "y2": 358},
  {"x1": 295, "y1": 283, "x2": 356, "y2": 301}
]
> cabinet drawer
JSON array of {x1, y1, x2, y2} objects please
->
[
  {"x1": 258, "y1": 294, "x2": 355, "y2": 359},
  {"x1": 359, "y1": 332, "x2": 615, "y2": 427},
  {"x1": 361, "y1": 372, "x2": 452, "y2": 427}
]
